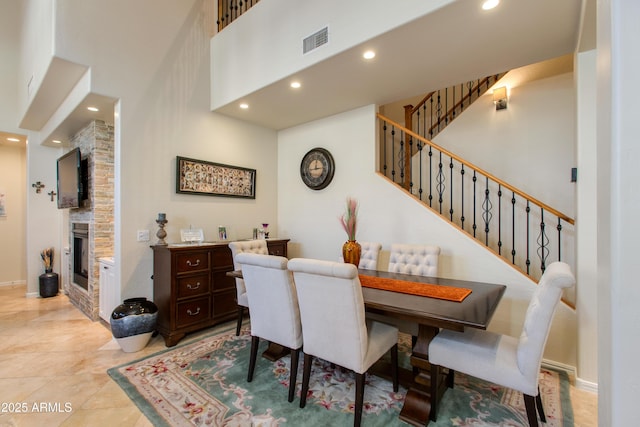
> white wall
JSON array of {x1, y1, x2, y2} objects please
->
[
  {"x1": 277, "y1": 104, "x2": 577, "y2": 367},
  {"x1": 0, "y1": 143, "x2": 27, "y2": 285},
  {"x1": 575, "y1": 50, "x2": 598, "y2": 387},
  {"x1": 26, "y1": 142, "x2": 62, "y2": 295},
  {"x1": 597, "y1": 0, "x2": 640, "y2": 424},
  {"x1": 210, "y1": 0, "x2": 453, "y2": 109},
  {"x1": 18, "y1": 0, "x2": 54, "y2": 118},
  {"x1": 433, "y1": 73, "x2": 576, "y2": 218},
  {"x1": 0, "y1": 0, "x2": 21, "y2": 133},
  {"x1": 23, "y1": 0, "x2": 279, "y2": 301}
]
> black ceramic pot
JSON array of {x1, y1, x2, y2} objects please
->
[
  {"x1": 39, "y1": 272, "x2": 59, "y2": 298},
  {"x1": 110, "y1": 298, "x2": 158, "y2": 352}
]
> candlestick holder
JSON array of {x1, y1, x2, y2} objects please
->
[{"x1": 156, "y1": 218, "x2": 168, "y2": 245}]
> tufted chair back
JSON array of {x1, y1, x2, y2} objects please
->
[
  {"x1": 228, "y1": 239, "x2": 269, "y2": 335},
  {"x1": 387, "y1": 243, "x2": 440, "y2": 277},
  {"x1": 229, "y1": 239, "x2": 269, "y2": 301},
  {"x1": 358, "y1": 242, "x2": 382, "y2": 270}
]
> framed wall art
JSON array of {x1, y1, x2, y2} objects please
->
[{"x1": 176, "y1": 156, "x2": 256, "y2": 199}]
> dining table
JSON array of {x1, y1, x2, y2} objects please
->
[
  {"x1": 226, "y1": 267, "x2": 506, "y2": 426},
  {"x1": 358, "y1": 268, "x2": 506, "y2": 426}
]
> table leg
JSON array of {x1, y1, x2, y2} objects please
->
[
  {"x1": 261, "y1": 342, "x2": 289, "y2": 361},
  {"x1": 398, "y1": 324, "x2": 439, "y2": 426}
]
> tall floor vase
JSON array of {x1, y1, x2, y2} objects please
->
[{"x1": 342, "y1": 240, "x2": 362, "y2": 267}]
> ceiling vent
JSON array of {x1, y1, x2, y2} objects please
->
[{"x1": 303, "y1": 27, "x2": 328, "y2": 54}]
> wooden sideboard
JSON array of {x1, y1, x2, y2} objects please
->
[{"x1": 152, "y1": 238, "x2": 289, "y2": 346}]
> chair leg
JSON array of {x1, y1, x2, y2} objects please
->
[
  {"x1": 299, "y1": 353, "x2": 313, "y2": 408},
  {"x1": 288, "y1": 348, "x2": 300, "y2": 402},
  {"x1": 390, "y1": 344, "x2": 399, "y2": 392},
  {"x1": 523, "y1": 394, "x2": 539, "y2": 427},
  {"x1": 446, "y1": 368, "x2": 455, "y2": 388},
  {"x1": 235, "y1": 306, "x2": 244, "y2": 336},
  {"x1": 535, "y1": 387, "x2": 546, "y2": 423},
  {"x1": 354, "y1": 372, "x2": 365, "y2": 427},
  {"x1": 247, "y1": 336, "x2": 259, "y2": 382}
]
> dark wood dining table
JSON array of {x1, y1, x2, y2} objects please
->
[
  {"x1": 227, "y1": 268, "x2": 506, "y2": 426},
  {"x1": 359, "y1": 268, "x2": 506, "y2": 426}
]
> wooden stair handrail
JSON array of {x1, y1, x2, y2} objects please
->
[{"x1": 378, "y1": 112, "x2": 575, "y2": 225}]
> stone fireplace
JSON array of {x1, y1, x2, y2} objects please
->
[{"x1": 66, "y1": 120, "x2": 114, "y2": 321}]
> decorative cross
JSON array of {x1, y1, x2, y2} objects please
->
[
  {"x1": 47, "y1": 190, "x2": 57, "y2": 202},
  {"x1": 32, "y1": 181, "x2": 45, "y2": 193}
]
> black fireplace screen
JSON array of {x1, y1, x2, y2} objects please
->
[{"x1": 72, "y1": 223, "x2": 89, "y2": 290}]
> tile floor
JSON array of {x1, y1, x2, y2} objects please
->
[{"x1": 0, "y1": 284, "x2": 598, "y2": 426}]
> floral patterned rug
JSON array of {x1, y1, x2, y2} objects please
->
[{"x1": 108, "y1": 323, "x2": 573, "y2": 426}]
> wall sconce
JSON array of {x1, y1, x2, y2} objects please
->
[{"x1": 493, "y1": 86, "x2": 508, "y2": 110}]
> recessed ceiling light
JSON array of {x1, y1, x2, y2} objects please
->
[
  {"x1": 7, "y1": 137, "x2": 20, "y2": 142},
  {"x1": 87, "y1": 106, "x2": 99, "y2": 112},
  {"x1": 363, "y1": 50, "x2": 376, "y2": 60},
  {"x1": 52, "y1": 140, "x2": 62, "y2": 144},
  {"x1": 290, "y1": 81, "x2": 301, "y2": 89},
  {"x1": 482, "y1": 0, "x2": 499, "y2": 10},
  {"x1": 240, "y1": 103, "x2": 249, "y2": 109}
]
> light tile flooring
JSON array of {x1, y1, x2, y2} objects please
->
[{"x1": 0, "y1": 284, "x2": 598, "y2": 426}]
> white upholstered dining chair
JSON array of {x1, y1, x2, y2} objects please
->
[
  {"x1": 387, "y1": 243, "x2": 441, "y2": 277},
  {"x1": 369, "y1": 243, "x2": 442, "y2": 337},
  {"x1": 228, "y1": 239, "x2": 269, "y2": 335},
  {"x1": 288, "y1": 258, "x2": 399, "y2": 427},
  {"x1": 235, "y1": 252, "x2": 303, "y2": 402},
  {"x1": 357, "y1": 241, "x2": 382, "y2": 270},
  {"x1": 428, "y1": 261, "x2": 575, "y2": 426}
]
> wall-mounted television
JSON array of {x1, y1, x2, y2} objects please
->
[{"x1": 56, "y1": 148, "x2": 88, "y2": 209}]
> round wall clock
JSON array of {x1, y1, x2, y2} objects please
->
[{"x1": 300, "y1": 147, "x2": 335, "y2": 190}]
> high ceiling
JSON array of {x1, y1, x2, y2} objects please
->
[
  {"x1": 4, "y1": 0, "x2": 593, "y2": 145},
  {"x1": 212, "y1": 0, "x2": 592, "y2": 130}
]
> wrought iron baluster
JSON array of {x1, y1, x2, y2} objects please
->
[
  {"x1": 498, "y1": 185, "x2": 502, "y2": 255},
  {"x1": 537, "y1": 208, "x2": 549, "y2": 272},
  {"x1": 437, "y1": 152, "x2": 445, "y2": 214},
  {"x1": 428, "y1": 146, "x2": 433, "y2": 207},
  {"x1": 408, "y1": 132, "x2": 414, "y2": 193},
  {"x1": 383, "y1": 123, "x2": 388, "y2": 177},
  {"x1": 391, "y1": 126, "x2": 396, "y2": 182},
  {"x1": 399, "y1": 133, "x2": 405, "y2": 185},
  {"x1": 511, "y1": 192, "x2": 516, "y2": 264},
  {"x1": 526, "y1": 201, "x2": 531, "y2": 274},
  {"x1": 482, "y1": 177, "x2": 492, "y2": 246},
  {"x1": 460, "y1": 165, "x2": 465, "y2": 230},
  {"x1": 557, "y1": 218, "x2": 563, "y2": 261},
  {"x1": 472, "y1": 171, "x2": 477, "y2": 237},
  {"x1": 449, "y1": 157, "x2": 454, "y2": 221},
  {"x1": 418, "y1": 141, "x2": 424, "y2": 200}
]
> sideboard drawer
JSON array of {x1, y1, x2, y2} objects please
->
[
  {"x1": 176, "y1": 273, "x2": 210, "y2": 299},
  {"x1": 176, "y1": 297, "x2": 211, "y2": 327},
  {"x1": 176, "y1": 251, "x2": 210, "y2": 273}
]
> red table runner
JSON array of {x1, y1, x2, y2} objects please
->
[{"x1": 359, "y1": 274, "x2": 472, "y2": 302}]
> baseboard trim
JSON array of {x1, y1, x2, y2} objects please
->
[
  {"x1": 575, "y1": 377, "x2": 598, "y2": 393},
  {"x1": 542, "y1": 359, "x2": 598, "y2": 393},
  {"x1": 542, "y1": 358, "x2": 575, "y2": 376}
]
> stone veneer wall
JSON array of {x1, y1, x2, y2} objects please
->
[{"x1": 67, "y1": 120, "x2": 114, "y2": 321}]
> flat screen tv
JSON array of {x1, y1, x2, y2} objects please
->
[{"x1": 56, "y1": 148, "x2": 88, "y2": 209}]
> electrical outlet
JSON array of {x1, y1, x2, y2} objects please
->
[{"x1": 137, "y1": 229, "x2": 150, "y2": 242}]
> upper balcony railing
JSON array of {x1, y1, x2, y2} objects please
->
[{"x1": 217, "y1": 0, "x2": 260, "y2": 32}]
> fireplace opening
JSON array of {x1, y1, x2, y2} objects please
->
[{"x1": 72, "y1": 223, "x2": 89, "y2": 290}]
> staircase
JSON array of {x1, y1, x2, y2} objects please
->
[{"x1": 378, "y1": 78, "x2": 575, "y2": 285}]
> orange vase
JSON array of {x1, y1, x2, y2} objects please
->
[{"x1": 342, "y1": 240, "x2": 362, "y2": 267}]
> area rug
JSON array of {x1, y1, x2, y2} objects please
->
[{"x1": 108, "y1": 323, "x2": 573, "y2": 426}]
